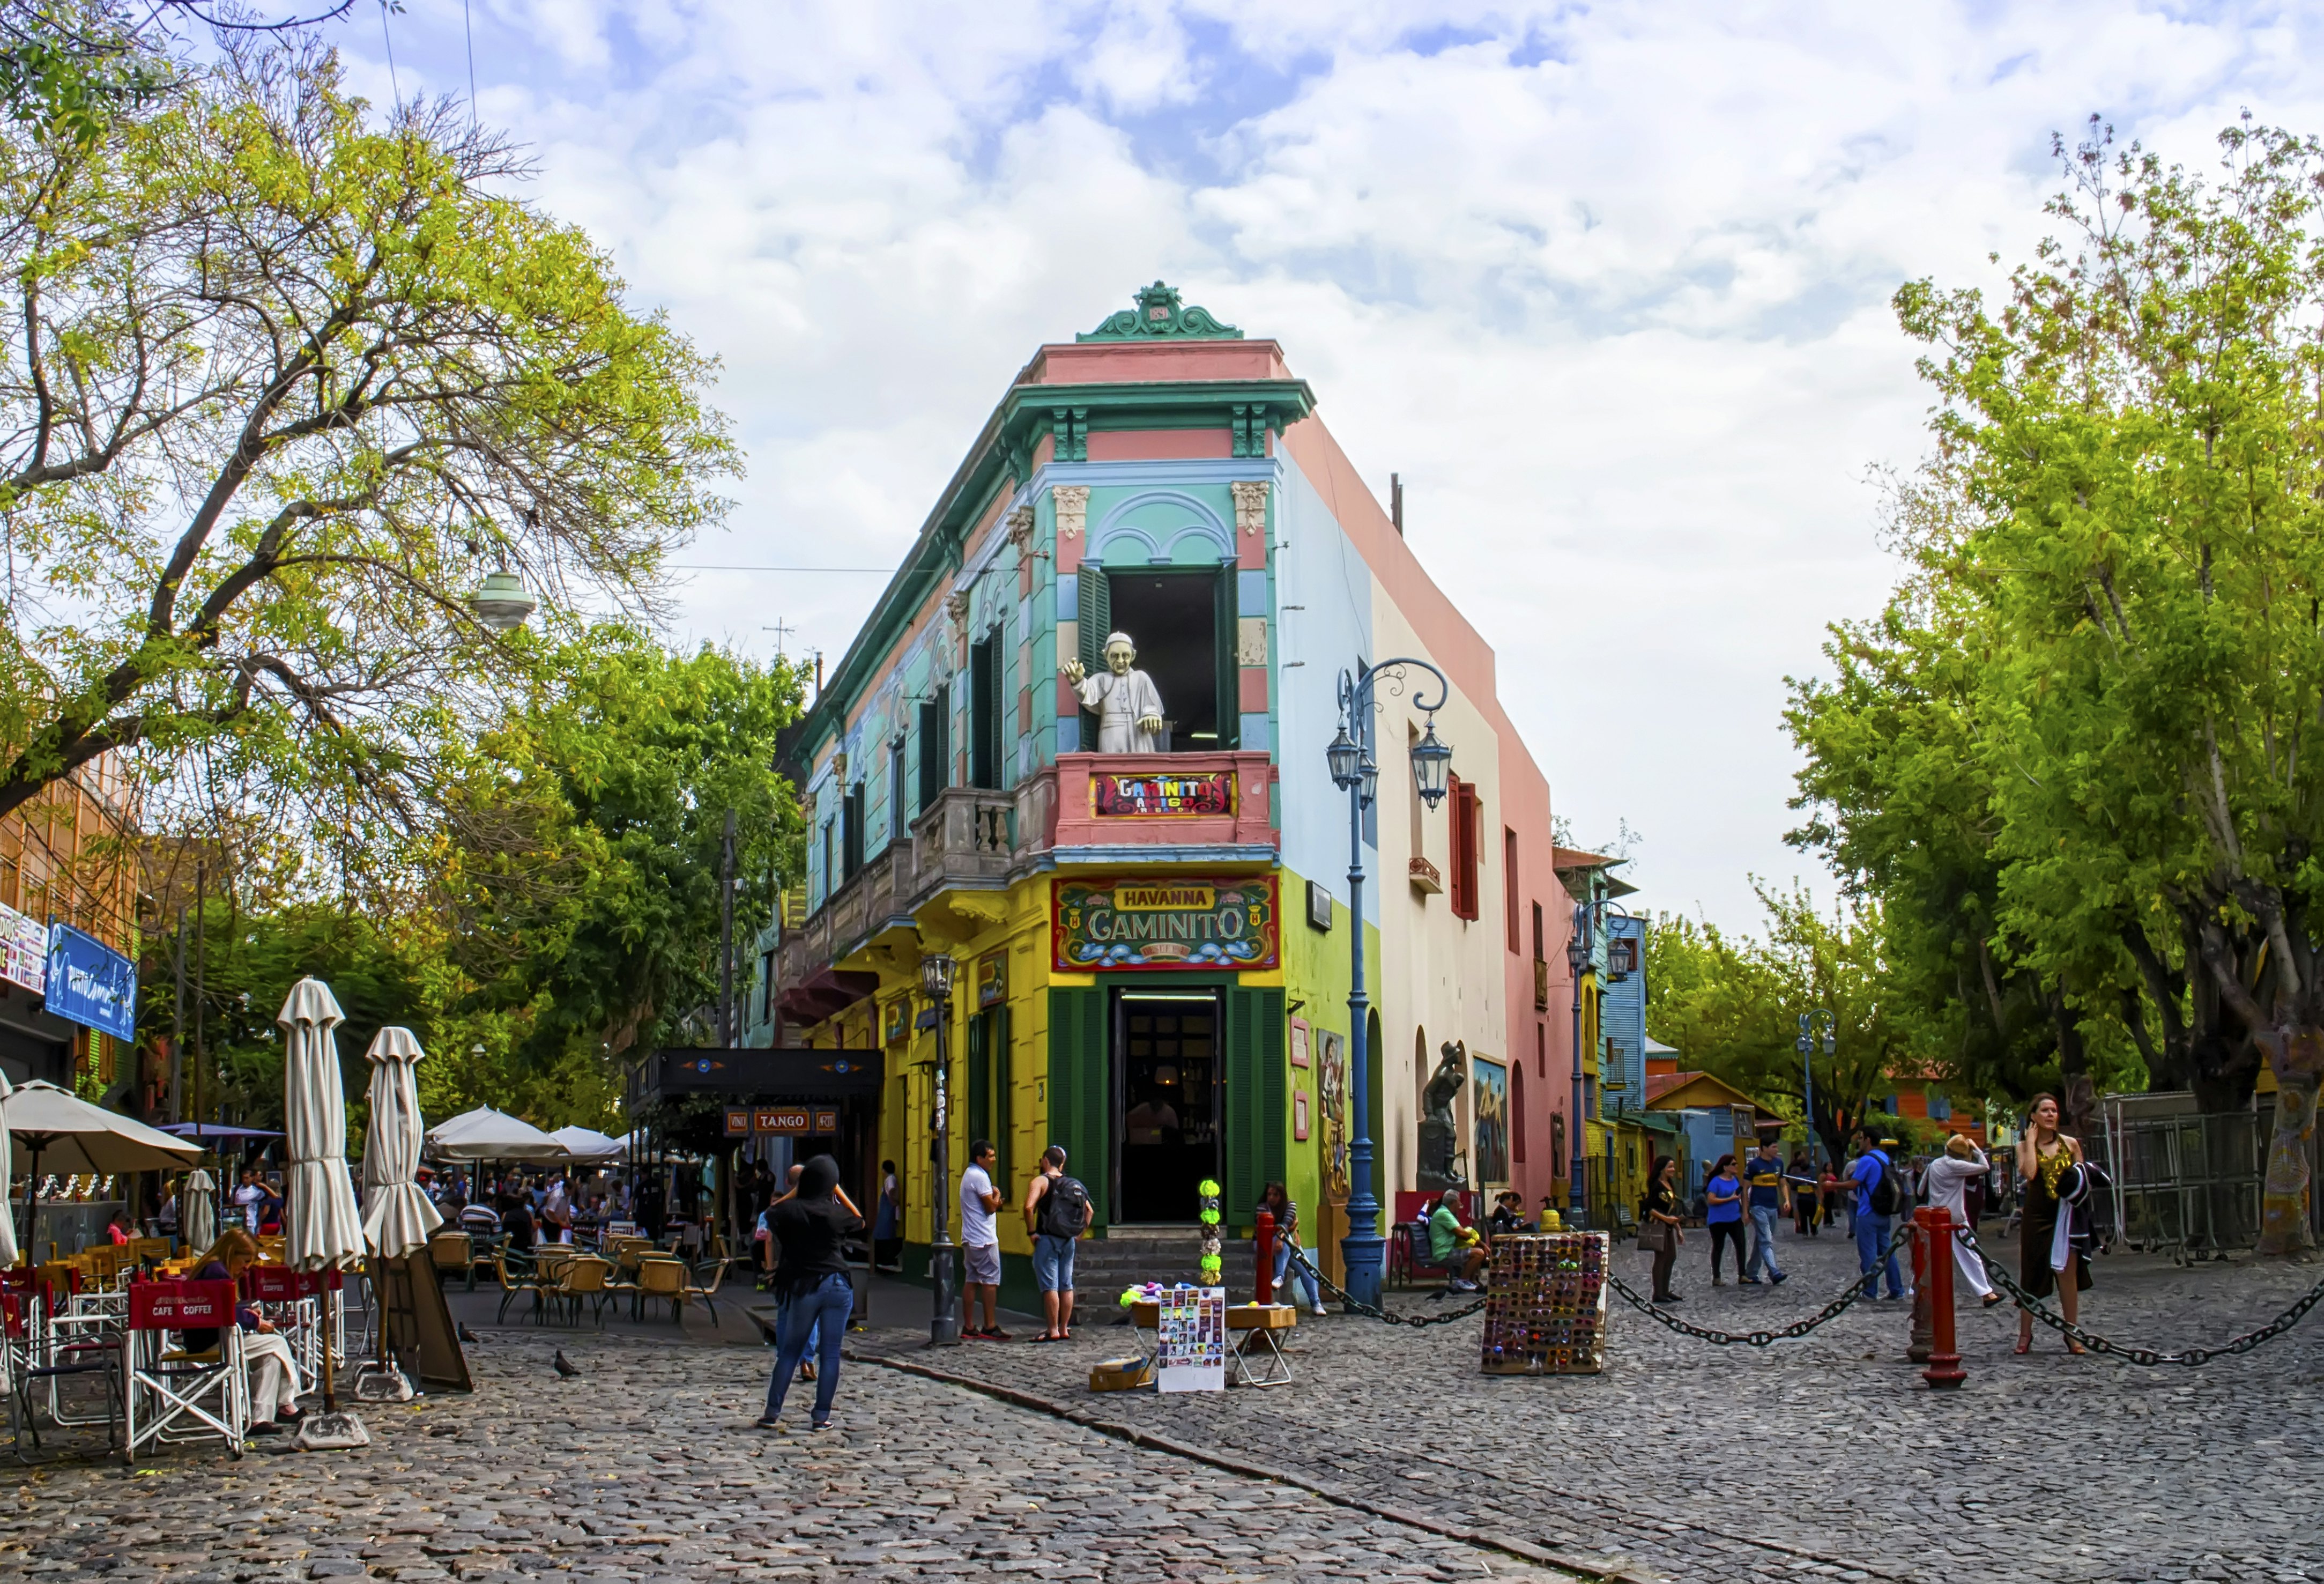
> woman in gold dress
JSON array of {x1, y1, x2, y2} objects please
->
[{"x1": 2014, "y1": 1093, "x2": 2090, "y2": 1355}]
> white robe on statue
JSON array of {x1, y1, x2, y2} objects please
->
[{"x1": 1075, "y1": 668, "x2": 1166, "y2": 753}]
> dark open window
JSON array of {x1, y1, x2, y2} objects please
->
[
  {"x1": 1090, "y1": 567, "x2": 1235, "y2": 751},
  {"x1": 888, "y1": 738, "x2": 907, "y2": 847},
  {"x1": 917, "y1": 699, "x2": 948, "y2": 809},
  {"x1": 1505, "y1": 827, "x2": 1520, "y2": 950},
  {"x1": 842, "y1": 783, "x2": 864, "y2": 879},
  {"x1": 969, "y1": 637, "x2": 997, "y2": 788}
]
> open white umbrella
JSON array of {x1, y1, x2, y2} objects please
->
[
  {"x1": 2, "y1": 1079, "x2": 200, "y2": 1253},
  {"x1": 361, "y1": 1027, "x2": 441, "y2": 1260},
  {"x1": 424, "y1": 1106, "x2": 567, "y2": 1161},
  {"x1": 181, "y1": 1167, "x2": 217, "y2": 1253},
  {"x1": 280, "y1": 979, "x2": 363, "y2": 1272},
  {"x1": 548, "y1": 1124, "x2": 623, "y2": 1161}
]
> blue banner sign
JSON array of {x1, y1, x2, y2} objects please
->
[{"x1": 45, "y1": 923, "x2": 136, "y2": 1042}]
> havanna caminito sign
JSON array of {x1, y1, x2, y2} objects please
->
[{"x1": 1052, "y1": 876, "x2": 1280, "y2": 971}]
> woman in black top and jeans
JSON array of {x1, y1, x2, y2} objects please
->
[
  {"x1": 1642, "y1": 1157, "x2": 1686, "y2": 1304},
  {"x1": 758, "y1": 1156, "x2": 863, "y2": 1432}
]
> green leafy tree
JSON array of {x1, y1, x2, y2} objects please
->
[
  {"x1": 418, "y1": 628, "x2": 804, "y2": 1127},
  {"x1": 1786, "y1": 580, "x2": 2134, "y2": 1134},
  {"x1": 0, "y1": 33, "x2": 733, "y2": 848},
  {"x1": 1891, "y1": 119, "x2": 2324, "y2": 1253},
  {"x1": 1645, "y1": 884, "x2": 1907, "y2": 1165}
]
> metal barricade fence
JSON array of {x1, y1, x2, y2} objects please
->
[{"x1": 2092, "y1": 1106, "x2": 2324, "y2": 1262}]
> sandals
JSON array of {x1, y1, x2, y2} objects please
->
[{"x1": 2013, "y1": 1336, "x2": 2031, "y2": 1354}]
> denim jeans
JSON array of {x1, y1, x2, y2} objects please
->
[
  {"x1": 1855, "y1": 1210, "x2": 1904, "y2": 1298},
  {"x1": 763, "y1": 1271, "x2": 850, "y2": 1423},
  {"x1": 1272, "y1": 1242, "x2": 1321, "y2": 1309},
  {"x1": 1747, "y1": 1204, "x2": 1785, "y2": 1279},
  {"x1": 1033, "y1": 1233, "x2": 1075, "y2": 1293}
]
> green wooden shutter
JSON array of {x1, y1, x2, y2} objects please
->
[
  {"x1": 1078, "y1": 567, "x2": 1109, "y2": 676},
  {"x1": 1224, "y1": 986, "x2": 1287, "y2": 1232},
  {"x1": 1214, "y1": 566, "x2": 1239, "y2": 750},
  {"x1": 994, "y1": 1004, "x2": 1013, "y2": 1191},
  {"x1": 966, "y1": 1011, "x2": 989, "y2": 1153},
  {"x1": 1046, "y1": 987, "x2": 1110, "y2": 1230}
]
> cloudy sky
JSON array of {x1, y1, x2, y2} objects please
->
[{"x1": 347, "y1": 0, "x2": 2320, "y2": 931}]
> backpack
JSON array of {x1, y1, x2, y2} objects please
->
[
  {"x1": 1040, "y1": 1175, "x2": 1092, "y2": 1239},
  {"x1": 1866, "y1": 1153, "x2": 1901, "y2": 1216}
]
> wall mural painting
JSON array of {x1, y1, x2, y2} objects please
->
[
  {"x1": 1473, "y1": 1056, "x2": 1510, "y2": 1186},
  {"x1": 1318, "y1": 1028, "x2": 1349, "y2": 1206}
]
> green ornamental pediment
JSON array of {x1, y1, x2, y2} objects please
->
[{"x1": 1077, "y1": 280, "x2": 1243, "y2": 342}]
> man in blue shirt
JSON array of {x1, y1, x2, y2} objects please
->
[
  {"x1": 1742, "y1": 1138, "x2": 1790, "y2": 1285},
  {"x1": 1847, "y1": 1127, "x2": 1906, "y2": 1299}
]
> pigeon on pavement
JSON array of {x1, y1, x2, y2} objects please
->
[{"x1": 553, "y1": 1350, "x2": 580, "y2": 1379}]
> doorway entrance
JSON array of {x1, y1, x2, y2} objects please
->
[{"x1": 1113, "y1": 989, "x2": 1222, "y2": 1223}]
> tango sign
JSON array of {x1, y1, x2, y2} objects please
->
[{"x1": 1052, "y1": 876, "x2": 1279, "y2": 971}]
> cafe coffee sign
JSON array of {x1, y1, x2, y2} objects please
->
[{"x1": 1052, "y1": 876, "x2": 1279, "y2": 971}]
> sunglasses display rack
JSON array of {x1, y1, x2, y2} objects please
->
[{"x1": 1478, "y1": 1231, "x2": 1609, "y2": 1375}]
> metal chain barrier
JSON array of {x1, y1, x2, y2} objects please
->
[
  {"x1": 1955, "y1": 1223, "x2": 2324, "y2": 1366},
  {"x1": 1284, "y1": 1247, "x2": 1490, "y2": 1327},
  {"x1": 1287, "y1": 1220, "x2": 1913, "y2": 1338},
  {"x1": 1602, "y1": 1219, "x2": 1915, "y2": 1346}
]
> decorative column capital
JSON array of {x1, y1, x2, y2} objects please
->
[
  {"x1": 1052, "y1": 484, "x2": 1090, "y2": 541},
  {"x1": 1005, "y1": 504, "x2": 1035, "y2": 549},
  {"x1": 945, "y1": 589, "x2": 970, "y2": 630},
  {"x1": 1230, "y1": 479, "x2": 1268, "y2": 537}
]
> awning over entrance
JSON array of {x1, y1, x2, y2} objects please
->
[
  {"x1": 776, "y1": 967, "x2": 879, "y2": 1025},
  {"x1": 637, "y1": 1046, "x2": 885, "y2": 1104}
]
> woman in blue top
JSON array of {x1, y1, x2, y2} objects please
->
[{"x1": 1703, "y1": 1155, "x2": 1746, "y2": 1286}]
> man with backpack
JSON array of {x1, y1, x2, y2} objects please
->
[
  {"x1": 1023, "y1": 1145, "x2": 1091, "y2": 1342},
  {"x1": 1847, "y1": 1127, "x2": 1907, "y2": 1300}
]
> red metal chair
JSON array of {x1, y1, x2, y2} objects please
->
[{"x1": 124, "y1": 1279, "x2": 246, "y2": 1461}]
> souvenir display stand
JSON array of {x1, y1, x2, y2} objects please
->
[{"x1": 1479, "y1": 1232, "x2": 1608, "y2": 1375}]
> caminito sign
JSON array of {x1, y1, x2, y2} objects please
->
[
  {"x1": 1052, "y1": 876, "x2": 1279, "y2": 971},
  {"x1": 1090, "y1": 768, "x2": 1235, "y2": 818}
]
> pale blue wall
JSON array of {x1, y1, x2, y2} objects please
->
[{"x1": 1273, "y1": 458, "x2": 1378, "y2": 927}]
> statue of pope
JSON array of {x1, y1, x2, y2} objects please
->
[{"x1": 1061, "y1": 631, "x2": 1167, "y2": 753}]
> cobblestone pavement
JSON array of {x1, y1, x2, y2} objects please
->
[
  {"x1": 1, "y1": 1328, "x2": 1575, "y2": 1584},
  {"x1": 853, "y1": 1222, "x2": 2324, "y2": 1584}
]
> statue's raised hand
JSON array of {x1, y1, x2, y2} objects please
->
[{"x1": 1060, "y1": 657, "x2": 1087, "y2": 686}]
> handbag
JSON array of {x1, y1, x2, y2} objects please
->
[{"x1": 1636, "y1": 1217, "x2": 1670, "y2": 1254}]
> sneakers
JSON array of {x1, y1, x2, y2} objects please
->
[
  {"x1": 1738, "y1": 1277, "x2": 1762, "y2": 1286},
  {"x1": 1771, "y1": 1272, "x2": 1789, "y2": 1285},
  {"x1": 1312, "y1": 1304, "x2": 1328, "y2": 1317}
]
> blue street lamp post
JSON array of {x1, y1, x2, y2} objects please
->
[
  {"x1": 1327, "y1": 658, "x2": 1455, "y2": 1310},
  {"x1": 1796, "y1": 1008, "x2": 1834, "y2": 1172}
]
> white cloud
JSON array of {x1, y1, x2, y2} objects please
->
[{"x1": 361, "y1": 0, "x2": 2324, "y2": 929}]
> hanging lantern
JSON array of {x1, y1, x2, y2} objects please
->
[{"x1": 467, "y1": 568, "x2": 536, "y2": 632}]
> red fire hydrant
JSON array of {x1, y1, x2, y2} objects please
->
[
  {"x1": 1916, "y1": 1205, "x2": 1966, "y2": 1388},
  {"x1": 1255, "y1": 1209, "x2": 1275, "y2": 1305}
]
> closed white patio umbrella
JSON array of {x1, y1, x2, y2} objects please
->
[
  {"x1": 361, "y1": 1027, "x2": 442, "y2": 1260},
  {"x1": 279, "y1": 978, "x2": 368, "y2": 1448},
  {"x1": 280, "y1": 979, "x2": 363, "y2": 1272},
  {"x1": 424, "y1": 1106, "x2": 567, "y2": 1161},
  {"x1": 181, "y1": 1167, "x2": 217, "y2": 1253},
  {"x1": 0, "y1": 1070, "x2": 13, "y2": 1269}
]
